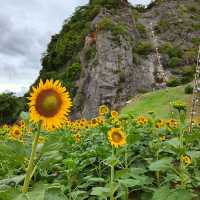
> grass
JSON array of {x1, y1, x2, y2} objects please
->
[{"x1": 121, "y1": 85, "x2": 193, "y2": 119}]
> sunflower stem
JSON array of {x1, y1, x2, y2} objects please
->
[
  {"x1": 22, "y1": 124, "x2": 41, "y2": 193},
  {"x1": 110, "y1": 147, "x2": 115, "y2": 200}
]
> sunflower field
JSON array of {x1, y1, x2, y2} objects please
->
[{"x1": 0, "y1": 80, "x2": 200, "y2": 200}]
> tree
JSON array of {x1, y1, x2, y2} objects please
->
[{"x1": 0, "y1": 93, "x2": 24, "y2": 125}]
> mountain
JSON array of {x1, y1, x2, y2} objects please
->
[{"x1": 33, "y1": 0, "x2": 200, "y2": 119}]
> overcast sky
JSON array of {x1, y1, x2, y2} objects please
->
[{"x1": 0, "y1": 0, "x2": 151, "y2": 96}]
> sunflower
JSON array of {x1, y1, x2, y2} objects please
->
[
  {"x1": 155, "y1": 119, "x2": 165, "y2": 128},
  {"x1": 91, "y1": 118, "x2": 98, "y2": 127},
  {"x1": 9, "y1": 125, "x2": 22, "y2": 140},
  {"x1": 0, "y1": 124, "x2": 10, "y2": 135},
  {"x1": 108, "y1": 128, "x2": 126, "y2": 148},
  {"x1": 17, "y1": 120, "x2": 25, "y2": 129},
  {"x1": 166, "y1": 119, "x2": 178, "y2": 129},
  {"x1": 96, "y1": 116, "x2": 104, "y2": 126},
  {"x1": 111, "y1": 110, "x2": 119, "y2": 118},
  {"x1": 136, "y1": 116, "x2": 148, "y2": 126},
  {"x1": 99, "y1": 105, "x2": 109, "y2": 116},
  {"x1": 28, "y1": 80, "x2": 72, "y2": 130},
  {"x1": 159, "y1": 135, "x2": 166, "y2": 142},
  {"x1": 181, "y1": 155, "x2": 192, "y2": 165},
  {"x1": 74, "y1": 133, "x2": 81, "y2": 142}
]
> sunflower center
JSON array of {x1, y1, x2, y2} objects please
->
[
  {"x1": 112, "y1": 132, "x2": 122, "y2": 143},
  {"x1": 42, "y1": 95, "x2": 58, "y2": 111},
  {"x1": 36, "y1": 89, "x2": 62, "y2": 117},
  {"x1": 14, "y1": 129, "x2": 20, "y2": 136}
]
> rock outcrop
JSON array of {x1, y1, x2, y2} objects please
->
[{"x1": 73, "y1": 6, "x2": 155, "y2": 118}]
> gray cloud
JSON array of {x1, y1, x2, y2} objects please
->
[{"x1": 0, "y1": 0, "x2": 151, "y2": 95}]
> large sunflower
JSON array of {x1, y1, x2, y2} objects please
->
[
  {"x1": 28, "y1": 79, "x2": 72, "y2": 130},
  {"x1": 108, "y1": 128, "x2": 126, "y2": 148}
]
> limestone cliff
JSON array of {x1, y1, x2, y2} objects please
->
[
  {"x1": 34, "y1": 0, "x2": 200, "y2": 118},
  {"x1": 73, "y1": 6, "x2": 155, "y2": 118}
]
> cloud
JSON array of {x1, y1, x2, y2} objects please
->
[{"x1": 0, "y1": 0, "x2": 151, "y2": 95}]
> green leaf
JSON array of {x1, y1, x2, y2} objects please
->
[
  {"x1": 71, "y1": 190, "x2": 88, "y2": 200},
  {"x1": 165, "y1": 138, "x2": 181, "y2": 149},
  {"x1": 118, "y1": 178, "x2": 143, "y2": 187},
  {"x1": 44, "y1": 187, "x2": 67, "y2": 200},
  {"x1": 16, "y1": 184, "x2": 46, "y2": 200},
  {"x1": 91, "y1": 187, "x2": 110, "y2": 198},
  {"x1": 149, "y1": 157, "x2": 173, "y2": 171},
  {"x1": 0, "y1": 187, "x2": 21, "y2": 200},
  {"x1": 84, "y1": 177, "x2": 105, "y2": 183},
  {"x1": 188, "y1": 151, "x2": 200, "y2": 160},
  {"x1": 152, "y1": 186, "x2": 192, "y2": 200}
]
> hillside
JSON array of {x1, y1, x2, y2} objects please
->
[
  {"x1": 121, "y1": 85, "x2": 193, "y2": 119},
  {"x1": 31, "y1": 0, "x2": 200, "y2": 119}
]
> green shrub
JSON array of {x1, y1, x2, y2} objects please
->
[
  {"x1": 160, "y1": 43, "x2": 183, "y2": 58},
  {"x1": 183, "y1": 49, "x2": 197, "y2": 64},
  {"x1": 66, "y1": 63, "x2": 81, "y2": 81},
  {"x1": 155, "y1": 19, "x2": 170, "y2": 33},
  {"x1": 188, "y1": 5, "x2": 199, "y2": 12},
  {"x1": 191, "y1": 37, "x2": 200, "y2": 45},
  {"x1": 184, "y1": 85, "x2": 193, "y2": 94},
  {"x1": 0, "y1": 93, "x2": 24, "y2": 125},
  {"x1": 90, "y1": 0, "x2": 123, "y2": 9},
  {"x1": 134, "y1": 4, "x2": 146, "y2": 12},
  {"x1": 85, "y1": 46, "x2": 97, "y2": 61},
  {"x1": 180, "y1": 76, "x2": 194, "y2": 84},
  {"x1": 97, "y1": 17, "x2": 128, "y2": 36},
  {"x1": 192, "y1": 23, "x2": 200, "y2": 31},
  {"x1": 166, "y1": 78, "x2": 181, "y2": 87},
  {"x1": 181, "y1": 65, "x2": 195, "y2": 76},
  {"x1": 168, "y1": 57, "x2": 182, "y2": 68},
  {"x1": 134, "y1": 41, "x2": 154, "y2": 55},
  {"x1": 136, "y1": 23, "x2": 147, "y2": 38}
]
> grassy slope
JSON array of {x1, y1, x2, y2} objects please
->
[{"x1": 121, "y1": 86, "x2": 193, "y2": 119}]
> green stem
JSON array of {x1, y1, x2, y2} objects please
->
[
  {"x1": 125, "y1": 146, "x2": 128, "y2": 200},
  {"x1": 22, "y1": 128, "x2": 40, "y2": 193},
  {"x1": 110, "y1": 147, "x2": 115, "y2": 200},
  {"x1": 156, "y1": 150, "x2": 160, "y2": 186},
  {"x1": 125, "y1": 150, "x2": 128, "y2": 169},
  {"x1": 68, "y1": 175, "x2": 72, "y2": 200}
]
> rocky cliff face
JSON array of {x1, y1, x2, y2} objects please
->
[
  {"x1": 73, "y1": 6, "x2": 155, "y2": 118},
  {"x1": 35, "y1": 0, "x2": 200, "y2": 119}
]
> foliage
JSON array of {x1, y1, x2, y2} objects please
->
[
  {"x1": 184, "y1": 85, "x2": 193, "y2": 94},
  {"x1": 136, "y1": 23, "x2": 147, "y2": 39},
  {"x1": 0, "y1": 101, "x2": 200, "y2": 199},
  {"x1": 166, "y1": 78, "x2": 181, "y2": 87},
  {"x1": 133, "y1": 4, "x2": 146, "y2": 12},
  {"x1": 155, "y1": 19, "x2": 170, "y2": 34},
  {"x1": 90, "y1": 0, "x2": 124, "y2": 9},
  {"x1": 65, "y1": 63, "x2": 81, "y2": 81},
  {"x1": 191, "y1": 37, "x2": 200, "y2": 46},
  {"x1": 159, "y1": 42, "x2": 183, "y2": 59},
  {"x1": 85, "y1": 45, "x2": 97, "y2": 61},
  {"x1": 134, "y1": 41, "x2": 154, "y2": 56},
  {"x1": 0, "y1": 93, "x2": 24, "y2": 125},
  {"x1": 168, "y1": 57, "x2": 182, "y2": 68},
  {"x1": 97, "y1": 17, "x2": 128, "y2": 43}
]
